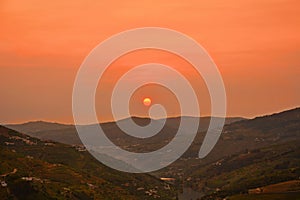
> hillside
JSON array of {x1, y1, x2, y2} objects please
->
[
  {"x1": 2, "y1": 108, "x2": 299, "y2": 199},
  {"x1": 182, "y1": 107, "x2": 300, "y2": 162},
  {"x1": 0, "y1": 126, "x2": 176, "y2": 199},
  {"x1": 152, "y1": 108, "x2": 300, "y2": 199},
  {"x1": 191, "y1": 140, "x2": 300, "y2": 199},
  {"x1": 227, "y1": 180, "x2": 300, "y2": 199}
]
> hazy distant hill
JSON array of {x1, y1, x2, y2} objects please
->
[
  {"x1": 5, "y1": 121, "x2": 73, "y2": 134},
  {"x1": 178, "y1": 107, "x2": 300, "y2": 162},
  {"x1": 5, "y1": 109, "x2": 299, "y2": 165},
  {"x1": 0, "y1": 126, "x2": 175, "y2": 199},
  {"x1": 5, "y1": 117, "x2": 245, "y2": 146}
]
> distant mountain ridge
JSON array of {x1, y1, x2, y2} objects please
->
[
  {"x1": 5, "y1": 116, "x2": 246, "y2": 145},
  {"x1": 183, "y1": 107, "x2": 300, "y2": 163},
  {"x1": 5, "y1": 121, "x2": 73, "y2": 134},
  {"x1": 4, "y1": 107, "x2": 300, "y2": 157}
]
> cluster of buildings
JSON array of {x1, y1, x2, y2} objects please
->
[
  {"x1": 248, "y1": 187, "x2": 264, "y2": 194},
  {"x1": 8, "y1": 136, "x2": 37, "y2": 145},
  {"x1": 72, "y1": 145, "x2": 87, "y2": 152},
  {"x1": 145, "y1": 188, "x2": 160, "y2": 198},
  {"x1": 0, "y1": 180, "x2": 7, "y2": 187},
  {"x1": 21, "y1": 176, "x2": 43, "y2": 183},
  {"x1": 4, "y1": 142, "x2": 14, "y2": 146}
]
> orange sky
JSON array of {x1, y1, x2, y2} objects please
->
[{"x1": 0, "y1": 0, "x2": 299, "y2": 123}]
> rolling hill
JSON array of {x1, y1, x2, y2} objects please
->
[
  {"x1": 154, "y1": 107, "x2": 300, "y2": 199},
  {"x1": 0, "y1": 125, "x2": 176, "y2": 199}
]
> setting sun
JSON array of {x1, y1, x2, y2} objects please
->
[{"x1": 143, "y1": 98, "x2": 152, "y2": 106}]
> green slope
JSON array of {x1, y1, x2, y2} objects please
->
[
  {"x1": 0, "y1": 126, "x2": 176, "y2": 199},
  {"x1": 152, "y1": 108, "x2": 300, "y2": 199}
]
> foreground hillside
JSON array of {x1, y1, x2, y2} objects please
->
[
  {"x1": 193, "y1": 140, "x2": 300, "y2": 199},
  {"x1": 154, "y1": 108, "x2": 300, "y2": 199},
  {"x1": 228, "y1": 180, "x2": 300, "y2": 200},
  {"x1": 0, "y1": 126, "x2": 175, "y2": 199}
]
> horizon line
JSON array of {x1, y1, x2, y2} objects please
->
[{"x1": 3, "y1": 106, "x2": 299, "y2": 126}]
